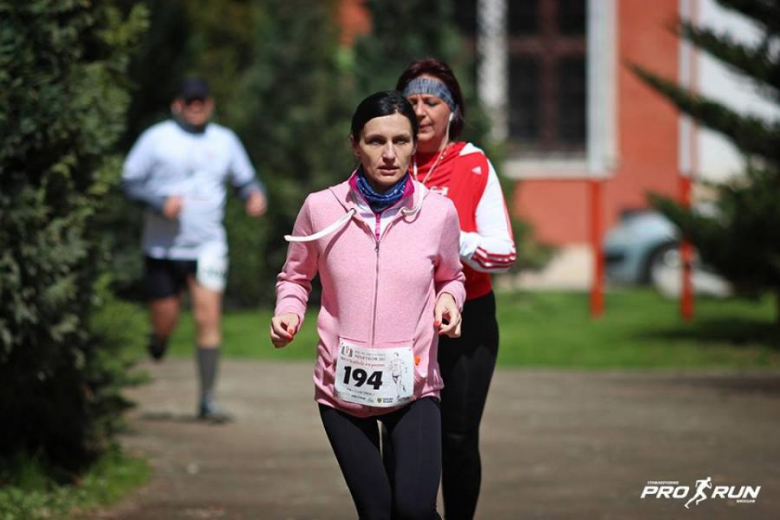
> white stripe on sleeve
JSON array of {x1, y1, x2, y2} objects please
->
[{"x1": 460, "y1": 159, "x2": 516, "y2": 273}]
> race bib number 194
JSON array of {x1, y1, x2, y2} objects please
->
[{"x1": 334, "y1": 340, "x2": 414, "y2": 408}]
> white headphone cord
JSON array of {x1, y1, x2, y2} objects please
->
[{"x1": 412, "y1": 115, "x2": 452, "y2": 186}]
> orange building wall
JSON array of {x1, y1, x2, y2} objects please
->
[
  {"x1": 337, "y1": 0, "x2": 371, "y2": 46},
  {"x1": 514, "y1": 0, "x2": 682, "y2": 245}
]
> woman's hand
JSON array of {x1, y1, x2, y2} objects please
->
[
  {"x1": 434, "y1": 293, "x2": 461, "y2": 338},
  {"x1": 270, "y1": 313, "x2": 300, "y2": 348}
]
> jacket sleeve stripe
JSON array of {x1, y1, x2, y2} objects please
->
[
  {"x1": 476, "y1": 247, "x2": 516, "y2": 260},
  {"x1": 472, "y1": 252, "x2": 516, "y2": 270}
]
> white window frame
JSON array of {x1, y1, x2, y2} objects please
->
[{"x1": 478, "y1": 0, "x2": 617, "y2": 180}]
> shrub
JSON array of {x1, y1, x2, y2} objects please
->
[{"x1": 0, "y1": 0, "x2": 147, "y2": 473}]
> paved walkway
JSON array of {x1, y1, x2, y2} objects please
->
[{"x1": 92, "y1": 360, "x2": 780, "y2": 519}]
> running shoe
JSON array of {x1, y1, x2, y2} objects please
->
[
  {"x1": 147, "y1": 334, "x2": 168, "y2": 361},
  {"x1": 198, "y1": 398, "x2": 232, "y2": 424}
]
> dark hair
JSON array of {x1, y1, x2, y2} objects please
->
[
  {"x1": 395, "y1": 58, "x2": 465, "y2": 139},
  {"x1": 350, "y1": 91, "x2": 419, "y2": 142}
]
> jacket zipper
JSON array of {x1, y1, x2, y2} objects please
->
[
  {"x1": 371, "y1": 211, "x2": 382, "y2": 346},
  {"x1": 371, "y1": 238, "x2": 380, "y2": 347},
  {"x1": 363, "y1": 203, "x2": 409, "y2": 347}
]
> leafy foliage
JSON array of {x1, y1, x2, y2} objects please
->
[
  {"x1": 630, "y1": 65, "x2": 780, "y2": 163},
  {"x1": 631, "y1": 0, "x2": 780, "y2": 320},
  {"x1": 223, "y1": 0, "x2": 354, "y2": 306},
  {"x1": 352, "y1": 0, "x2": 462, "y2": 94},
  {"x1": 650, "y1": 168, "x2": 780, "y2": 295},
  {"x1": 0, "y1": 0, "x2": 147, "y2": 472}
]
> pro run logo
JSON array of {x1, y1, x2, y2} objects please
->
[{"x1": 641, "y1": 477, "x2": 760, "y2": 508}]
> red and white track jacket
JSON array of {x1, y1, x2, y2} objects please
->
[{"x1": 414, "y1": 142, "x2": 516, "y2": 300}]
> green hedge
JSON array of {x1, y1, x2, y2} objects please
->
[{"x1": 0, "y1": 0, "x2": 147, "y2": 473}]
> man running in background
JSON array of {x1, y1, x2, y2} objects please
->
[{"x1": 122, "y1": 77, "x2": 266, "y2": 422}]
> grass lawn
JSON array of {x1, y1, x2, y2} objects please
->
[
  {"x1": 0, "y1": 449, "x2": 149, "y2": 520},
  {"x1": 163, "y1": 289, "x2": 780, "y2": 370}
]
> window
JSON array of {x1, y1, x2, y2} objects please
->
[
  {"x1": 453, "y1": 0, "x2": 478, "y2": 35},
  {"x1": 508, "y1": 55, "x2": 540, "y2": 140},
  {"x1": 507, "y1": 0, "x2": 587, "y2": 157},
  {"x1": 508, "y1": 0, "x2": 538, "y2": 36}
]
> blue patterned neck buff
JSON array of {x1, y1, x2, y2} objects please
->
[
  {"x1": 402, "y1": 77, "x2": 457, "y2": 113},
  {"x1": 356, "y1": 167, "x2": 410, "y2": 213}
]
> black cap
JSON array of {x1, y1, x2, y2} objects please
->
[{"x1": 176, "y1": 77, "x2": 210, "y2": 101}]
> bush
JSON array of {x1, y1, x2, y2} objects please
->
[{"x1": 0, "y1": 0, "x2": 147, "y2": 473}]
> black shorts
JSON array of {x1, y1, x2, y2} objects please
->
[{"x1": 143, "y1": 256, "x2": 197, "y2": 300}]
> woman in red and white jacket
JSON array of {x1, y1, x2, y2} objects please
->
[
  {"x1": 397, "y1": 59, "x2": 516, "y2": 520},
  {"x1": 272, "y1": 91, "x2": 465, "y2": 519}
]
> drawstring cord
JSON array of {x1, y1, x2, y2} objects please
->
[
  {"x1": 284, "y1": 180, "x2": 430, "y2": 243},
  {"x1": 284, "y1": 209, "x2": 357, "y2": 243}
]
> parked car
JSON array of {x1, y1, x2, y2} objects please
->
[{"x1": 603, "y1": 209, "x2": 730, "y2": 297}]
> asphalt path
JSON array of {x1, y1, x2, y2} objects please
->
[{"x1": 91, "y1": 359, "x2": 780, "y2": 520}]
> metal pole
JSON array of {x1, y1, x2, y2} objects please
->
[
  {"x1": 678, "y1": 0, "x2": 698, "y2": 321},
  {"x1": 680, "y1": 177, "x2": 695, "y2": 321},
  {"x1": 590, "y1": 178, "x2": 604, "y2": 318}
]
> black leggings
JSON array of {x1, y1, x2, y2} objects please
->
[
  {"x1": 437, "y1": 291, "x2": 499, "y2": 520},
  {"x1": 319, "y1": 398, "x2": 442, "y2": 520}
]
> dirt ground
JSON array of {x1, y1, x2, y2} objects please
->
[{"x1": 90, "y1": 359, "x2": 780, "y2": 520}]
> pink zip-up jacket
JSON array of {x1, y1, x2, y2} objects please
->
[{"x1": 275, "y1": 174, "x2": 466, "y2": 418}]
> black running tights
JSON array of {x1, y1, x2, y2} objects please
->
[
  {"x1": 319, "y1": 397, "x2": 442, "y2": 520},
  {"x1": 437, "y1": 291, "x2": 499, "y2": 520}
]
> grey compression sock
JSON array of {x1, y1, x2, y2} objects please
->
[{"x1": 197, "y1": 346, "x2": 220, "y2": 404}]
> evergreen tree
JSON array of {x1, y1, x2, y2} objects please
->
[
  {"x1": 630, "y1": 0, "x2": 780, "y2": 321},
  {"x1": 0, "y1": 0, "x2": 147, "y2": 472}
]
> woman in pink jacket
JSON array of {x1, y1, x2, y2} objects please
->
[{"x1": 271, "y1": 91, "x2": 465, "y2": 520}]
